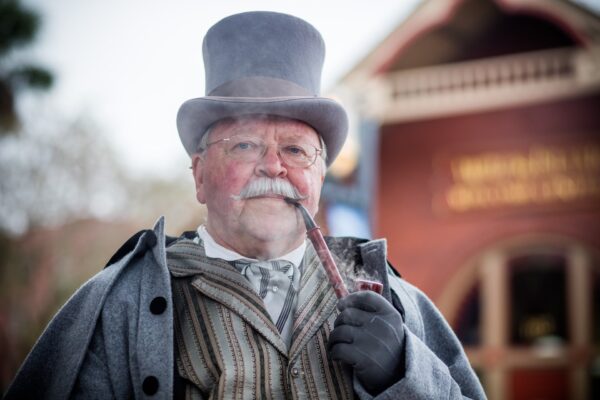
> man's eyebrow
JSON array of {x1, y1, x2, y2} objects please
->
[{"x1": 218, "y1": 126, "x2": 251, "y2": 137}]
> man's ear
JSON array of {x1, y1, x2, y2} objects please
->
[{"x1": 192, "y1": 154, "x2": 207, "y2": 204}]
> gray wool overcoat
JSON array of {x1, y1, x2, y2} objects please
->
[{"x1": 4, "y1": 217, "x2": 486, "y2": 399}]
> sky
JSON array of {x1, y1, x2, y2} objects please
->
[{"x1": 20, "y1": 0, "x2": 421, "y2": 178}]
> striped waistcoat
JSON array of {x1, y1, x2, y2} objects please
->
[{"x1": 167, "y1": 237, "x2": 365, "y2": 400}]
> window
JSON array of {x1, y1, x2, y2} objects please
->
[
  {"x1": 509, "y1": 254, "x2": 568, "y2": 346},
  {"x1": 455, "y1": 285, "x2": 481, "y2": 346}
]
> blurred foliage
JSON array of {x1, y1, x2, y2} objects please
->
[
  {"x1": 0, "y1": 0, "x2": 53, "y2": 132},
  {"x1": 0, "y1": 112, "x2": 126, "y2": 234},
  {"x1": 0, "y1": 0, "x2": 38, "y2": 55}
]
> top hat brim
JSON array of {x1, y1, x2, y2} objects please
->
[{"x1": 177, "y1": 96, "x2": 348, "y2": 166}]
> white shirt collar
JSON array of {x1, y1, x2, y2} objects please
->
[{"x1": 196, "y1": 225, "x2": 306, "y2": 268}]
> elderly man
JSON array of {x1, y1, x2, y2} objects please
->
[{"x1": 6, "y1": 11, "x2": 485, "y2": 400}]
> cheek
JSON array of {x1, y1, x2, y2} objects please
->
[
  {"x1": 288, "y1": 169, "x2": 323, "y2": 204},
  {"x1": 206, "y1": 163, "x2": 251, "y2": 199}
]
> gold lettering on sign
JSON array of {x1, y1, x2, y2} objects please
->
[{"x1": 444, "y1": 145, "x2": 600, "y2": 212}]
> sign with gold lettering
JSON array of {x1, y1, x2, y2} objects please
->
[{"x1": 433, "y1": 144, "x2": 600, "y2": 214}]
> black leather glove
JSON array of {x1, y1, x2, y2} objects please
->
[{"x1": 328, "y1": 291, "x2": 405, "y2": 396}]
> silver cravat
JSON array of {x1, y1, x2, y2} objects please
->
[{"x1": 232, "y1": 259, "x2": 298, "y2": 343}]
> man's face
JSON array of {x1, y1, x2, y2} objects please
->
[{"x1": 192, "y1": 116, "x2": 325, "y2": 257}]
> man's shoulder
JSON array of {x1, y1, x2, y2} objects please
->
[
  {"x1": 57, "y1": 218, "x2": 173, "y2": 347},
  {"x1": 67, "y1": 217, "x2": 171, "y2": 310},
  {"x1": 323, "y1": 235, "x2": 374, "y2": 263},
  {"x1": 323, "y1": 235, "x2": 370, "y2": 247},
  {"x1": 104, "y1": 217, "x2": 174, "y2": 268},
  {"x1": 104, "y1": 229, "x2": 155, "y2": 268}
]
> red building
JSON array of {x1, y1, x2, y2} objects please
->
[{"x1": 324, "y1": 1, "x2": 600, "y2": 398}]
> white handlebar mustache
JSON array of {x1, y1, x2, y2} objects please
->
[{"x1": 231, "y1": 177, "x2": 306, "y2": 200}]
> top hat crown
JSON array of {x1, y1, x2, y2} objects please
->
[{"x1": 203, "y1": 12, "x2": 324, "y2": 97}]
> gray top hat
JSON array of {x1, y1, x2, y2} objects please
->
[{"x1": 176, "y1": 11, "x2": 348, "y2": 166}]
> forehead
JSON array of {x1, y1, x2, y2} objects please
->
[{"x1": 210, "y1": 116, "x2": 320, "y2": 143}]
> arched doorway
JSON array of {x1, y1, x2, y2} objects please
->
[{"x1": 439, "y1": 235, "x2": 599, "y2": 400}]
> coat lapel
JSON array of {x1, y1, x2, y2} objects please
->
[
  {"x1": 288, "y1": 242, "x2": 339, "y2": 362},
  {"x1": 167, "y1": 239, "x2": 288, "y2": 355}
]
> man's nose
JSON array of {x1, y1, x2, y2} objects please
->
[{"x1": 255, "y1": 145, "x2": 288, "y2": 178}]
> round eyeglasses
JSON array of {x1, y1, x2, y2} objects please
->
[{"x1": 203, "y1": 135, "x2": 323, "y2": 168}]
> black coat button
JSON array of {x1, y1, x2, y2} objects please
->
[
  {"x1": 150, "y1": 297, "x2": 167, "y2": 315},
  {"x1": 143, "y1": 376, "x2": 159, "y2": 395}
]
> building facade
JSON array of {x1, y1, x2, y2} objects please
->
[{"x1": 325, "y1": 1, "x2": 600, "y2": 398}]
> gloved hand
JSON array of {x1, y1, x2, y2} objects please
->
[{"x1": 328, "y1": 291, "x2": 405, "y2": 396}]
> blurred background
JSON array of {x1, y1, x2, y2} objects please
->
[{"x1": 1, "y1": 0, "x2": 599, "y2": 398}]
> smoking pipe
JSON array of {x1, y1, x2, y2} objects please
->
[{"x1": 285, "y1": 198, "x2": 350, "y2": 299}]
